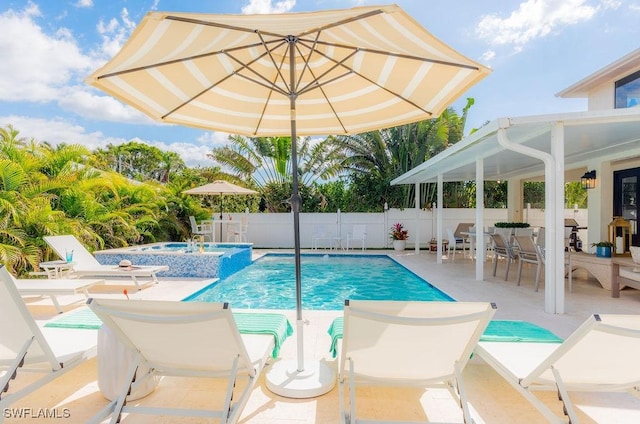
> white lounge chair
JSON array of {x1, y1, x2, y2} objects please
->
[
  {"x1": 86, "y1": 298, "x2": 277, "y2": 424},
  {"x1": 475, "y1": 314, "x2": 640, "y2": 423},
  {"x1": 0, "y1": 265, "x2": 97, "y2": 412},
  {"x1": 12, "y1": 273, "x2": 103, "y2": 314},
  {"x1": 338, "y1": 300, "x2": 496, "y2": 424},
  {"x1": 44, "y1": 235, "x2": 169, "y2": 290}
]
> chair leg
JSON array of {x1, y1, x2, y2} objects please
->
[
  {"x1": 492, "y1": 255, "x2": 498, "y2": 276},
  {"x1": 516, "y1": 260, "x2": 523, "y2": 286},
  {"x1": 504, "y1": 258, "x2": 511, "y2": 281},
  {"x1": 534, "y1": 263, "x2": 541, "y2": 292}
]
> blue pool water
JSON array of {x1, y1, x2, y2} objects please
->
[{"x1": 186, "y1": 254, "x2": 454, "y2": 310}]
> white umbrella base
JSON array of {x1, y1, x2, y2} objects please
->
[{"x1": 266, "y1": 359, "x2": 335, "y2": 398}]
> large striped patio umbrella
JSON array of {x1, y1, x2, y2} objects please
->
[{"x1": 86, "y1": 4, "x2": 491, "y2": 398}]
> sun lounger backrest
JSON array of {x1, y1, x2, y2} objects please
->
[
  {"x1": 88, "y1": 299, "x2": 255, "y2": 376},
  {"x1": 523, "y1": 314, "x2": 640, "y2": 387},
  {"x1": 341, "y1": 300, "x2": 495, "y2": 383},
  {"x1": 0, "y1": 266, "x2": 60, "y2": 368},
  {"x1": 44, "y1": 235, "x2": 101, "y2": 270}
]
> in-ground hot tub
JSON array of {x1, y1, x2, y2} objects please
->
[{"x1": 94, "y1": 242, "x2": 252, "y2": 279}]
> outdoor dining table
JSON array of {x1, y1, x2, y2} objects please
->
[{"x1": 460, "y1": 231, "x2": 493, "y2": 261}]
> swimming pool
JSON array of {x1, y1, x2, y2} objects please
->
[
  {"x1": 185, "y1": 254, "x2": 454, "y2": 310},
  {"x1": 94, "y1": 242, "x2": 252, "y2": 279}
]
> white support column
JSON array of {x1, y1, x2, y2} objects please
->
[
  {"x1": 475, "y1": 158, "x2": 484, "y2": 280},
  {"x1": 437, "y1": 173, "x2": 444, "y2": 264},
  {"x1": 415, "y1": 182, "x2": 421, "y2": 253},
  {"x1": 550, "y1": 123, "x2": 565, "y2": 314},
  {"x1": 497, "y1": 118, "x2": 564, "y2": 314}
]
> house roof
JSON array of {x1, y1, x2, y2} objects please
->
[
  {"x1": 556, "y1": 48, "x2": 640, "y2": 98},
  {"x1": 390, "y1": 108, "x2": 640, "y2": 185}
]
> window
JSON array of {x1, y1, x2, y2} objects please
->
[{"x1": 615, "y1": 69, "x2": 640, "y2": 109}]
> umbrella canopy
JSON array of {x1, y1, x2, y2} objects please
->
[
  {"x1": 86, "y1": 4, "x2": 490, "y2": 397},
  {"x1": 183, "y1": 180, "x2": 257, "y2": 196},
  {"x1": 86, "y1": 5, "x2": 490, "y2": 136},
  {"x1": 183, "y1": 180, "x2": 257, "y2": 240}
]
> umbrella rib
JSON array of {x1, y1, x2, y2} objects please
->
[
  {"x1": 297, "y1": 38, "x2": 435, "y2": 117},
  {"x1": 161, "y1": 41, "x2": 287, "y2": 119},
  {"x1": 256, "y1": 31, "x2": 293, "y2": 95},
  {"x1": 95, "y1": 40, "x2": 271, "y2": 79},
  {"x1": 302, "y1": 37, "x2": 481, "y2": 72}
]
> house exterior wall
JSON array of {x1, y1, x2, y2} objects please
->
[{"x1": 587, "y1": 82, "x2": 614, "y2": 110}]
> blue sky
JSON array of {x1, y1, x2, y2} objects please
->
[{"x1": 1, "y1": 0, "x2": 639, "y2": 166}]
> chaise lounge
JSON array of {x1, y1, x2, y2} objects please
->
[
  {"x1": 0, "y1": 265, "x2": 97, "y2": 413},
  {"x1": 86, "y1": 298, "x2": 286, "y2": 424},
  {"x1": 44, "y1": 235, "x2": 169, "y2": 290},
  {"x1": 475, "y1": 314, "x2": 640, "y2": 423},
  {"x1": 337, "y1": 300, "x2": 496, "y2": 424}
]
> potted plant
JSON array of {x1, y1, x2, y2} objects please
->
[
  {"x1": 390, "y1": 223, "x2": 409, "y2": 251},
  {"x1": 591, "y1": 241, "x2": 614, "y2": 258}
]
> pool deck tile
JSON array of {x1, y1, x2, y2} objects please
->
[{"x1": 10, "y1": 249, "x2": 640, "y2": 423}]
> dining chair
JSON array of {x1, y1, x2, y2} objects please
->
[
  {"x1": 227, "y1": 215, "x2": 249, "y2": 242},
  {"x1": 490, "y1": 233, "x2": 518, "y2": 280},
  {"x1": 514, "y1": 235, "x2": 544, "y2": 291},
  {"x1": 446, "y1": 227, "x2": 468, "y2": 260},
  {"x1": 189, "y1": 216, "x2": 213, "y2": 242}
]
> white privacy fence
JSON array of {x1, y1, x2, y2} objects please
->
[{"x1": 224, "y1": 208, "x2": 590, "y2": 249}]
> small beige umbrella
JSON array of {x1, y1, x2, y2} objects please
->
[
  {"x1": 87, "y1": 4, "x2": 491, "y2": 397},
  {"x1": 183, "y1": 180, "x2": 257, "y2": 241}
]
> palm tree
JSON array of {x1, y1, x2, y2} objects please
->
[
  {"x1": 208, "y1": 135, "x2": 344, "y2": 211},
  {"x1": 332, "y1": 99, "x2": 475, "y2": 209}
]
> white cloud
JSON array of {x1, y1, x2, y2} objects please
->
[
  {"x1": 0, "y1": 4, "x2": 93, "y2": 102},
  {"x1": 74, "y1": 0, "x2": 93, "y2": 8},
  {"x1": 241, "y1": 0, "x2": 296, "y2": 14},
  {"x1": 0, "y1": 114, "x2": 214, "y2": 167},
  {"x1": 95, "y1": 8, "x2": 136, "y2": 60},
  {"x1": 0, "y1": 114, "x2": 123, "y2": 150},
  {"x1": 196, "y1": 131, "x2": 232, "y2": 146},
  {"x1": 57, "y1": 85, "x2": 154, "y2": 124},
  {"x1": 475, "y1": 0, "x2": 620, "y2": 58}
]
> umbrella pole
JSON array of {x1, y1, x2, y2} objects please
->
[
  {"x1": 219, "y1": 196, "x2": 223, "y2": 242},
  {"x1": 265, "y1": 36, "x2": 334, "y2": 399}
]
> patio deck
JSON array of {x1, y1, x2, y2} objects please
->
[{"x1": 13, "y1": 249, "x2": 640, "y2": 423}]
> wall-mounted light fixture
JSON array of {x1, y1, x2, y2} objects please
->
[{"x1": 581, "y1": 170, "x2": 596, "y2": 190}]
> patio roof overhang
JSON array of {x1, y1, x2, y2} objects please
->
[
  {"x1": 391, "y1": 108, "x2": 640, "y2": 186},
  {"x1": 391, "y1": 107, "x2": 640, "y2": 315}
]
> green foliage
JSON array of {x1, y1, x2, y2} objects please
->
[
  {"x1": 591, "y1": 241, "x2": 614, "y2": 247},
  {"x1": 494, "y1": 222, "x2": 531, "y2": 228}
]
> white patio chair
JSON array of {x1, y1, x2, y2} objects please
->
[
  {"x1": 446, "y1": 227, "x2": 468, "y2": 260},
  {"x1": 87, "y1": 298, "x2": 278, "y2": 424},
  {"x1": 189, "y1": 215, "x2": 213, "y2": 242},
  {"x1": 345, "y1": 225, "x2": 367, "y2": 250},
  {"x1": 227, "y1": 215, "x2": 248, "y2": 242},
  {"x1": 475, "y1": 314, "x2": 640, "y2": 424},
  {"x1": 0, "y1": 265, "x2": 97, "y2": 412},
  {"x1": 338, "y1": 300, "x2": 496, "y2": 424},
  {"x1": 312, "y1": 224, "x2": 336, "y2": 249}
]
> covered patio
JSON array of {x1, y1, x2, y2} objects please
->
[{"x1": 391, "y1": 107, "x2": 640, "y2": 314}]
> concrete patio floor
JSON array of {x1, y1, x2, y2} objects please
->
[{"x1": 10, "y1": 249, "x2": 640, "y2": 423}]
